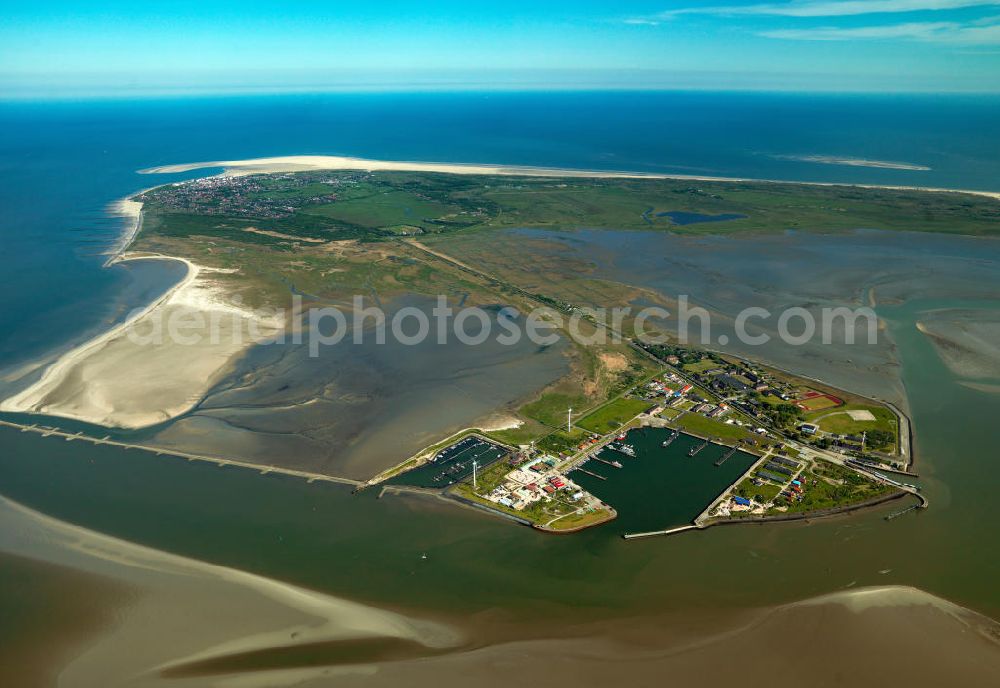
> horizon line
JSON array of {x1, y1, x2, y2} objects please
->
[{"x1": 4, "y1": 83, "x2": 1000, "y2": 102}]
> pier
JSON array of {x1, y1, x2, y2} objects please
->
[
  {"x1": 885, "y1": 503, "x2": 922, "y2": 520},
  {"x1": 688, "y1": 439, "x2": 708, "y2": 457},
  {"x1": 714, "y1": 446, "x2": 738, "y2": 467},
  {"x1": 0, "y1": 418, "x2": 362, "y2": 487},
  {"x1": 623, "y1": 524, "x2": 701, "y2": 539},
  {"x1": 592, "y1": 457, "x2": 622, "y2": 469},
  {"x1": 576, "y1": 468, "x2": 607, "y2": 481}
]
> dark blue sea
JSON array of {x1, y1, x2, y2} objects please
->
[{"x1": 1, "y1": 91, "x2": 999, "y2": 381}]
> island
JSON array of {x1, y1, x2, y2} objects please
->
[{"x1": 5, "y1": 156, "x2": 991, "y2": 534}]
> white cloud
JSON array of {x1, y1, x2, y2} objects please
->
[
  {"x1": 623, "y1": 2, "x2": 1000, "y2": 44},
  {"x1": 761, "y1": 21, "x2": 956, "y2": 39},
  {"x1": 760, "y1": 18, "x2": 1000, "y2": 41},
  {"x1": 660, "y1": 1, "x2": 1000, "y2": 18},
  {"x1": 622, "y1": 17, "x2": 665, "y2": 26}
]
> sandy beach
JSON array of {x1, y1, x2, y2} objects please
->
[
  {"x1": 2, "y1": 187, "x2": 287, "y2": 429},
  {"x1": 0, "y1": 250, "x2": 283, "y2": 429},
  {"x1": 141, "y1": 154, "x2": 1000, "y2": 201},
  {"x1": 105, "y1": 193, "x2": 147, "y2": 266}
]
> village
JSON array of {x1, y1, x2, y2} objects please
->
[{"x1": 372, "y1": 339, "x2": 917, "y2": 536}]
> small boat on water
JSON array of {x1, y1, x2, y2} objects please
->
[
  {"x1": 614, "y1": 443, "x2": 636, "y2": 457},
  {"x1": 661, "y1": 430, "x2": 679, "y2": 448}
]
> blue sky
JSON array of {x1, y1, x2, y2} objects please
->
[{"x1": 2, "y1": 1, "x2": 999, "y2": 96}]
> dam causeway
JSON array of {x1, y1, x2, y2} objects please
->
[{"x1": 0, "y1": 419, "x2": 362, "y2": 487}]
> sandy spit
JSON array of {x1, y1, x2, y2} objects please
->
[{"x1": 0, "y1": 253, "x2": 283, "y2": 429}]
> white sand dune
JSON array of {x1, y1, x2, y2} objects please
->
[{"x1": 141, "y1": 154, "x2": 1000, "y2": 201}]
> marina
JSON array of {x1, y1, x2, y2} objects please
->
[
  {"x1": 573, "y1": 427, "x2": 758, "y2": 534},
  {"x1": 607, "y1": 442, "x2": 636, "y2": 458},
  {"x1": 386, "y1": 435, "x2": 510, "y2": 488}
]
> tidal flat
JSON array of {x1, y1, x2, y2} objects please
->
[
  {"x1": 16, "y1": 223, "x2": 1000, "y2": 486},
  {"x1": 144, "y1": 296, "x2": 570, "y2": 479},
  {"x1": 433, "y1": 227, "x2": 1000, "y2": 407}
]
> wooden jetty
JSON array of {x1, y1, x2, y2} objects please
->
[
  {"x1": 688, "y1": 440, "x2": 709, "y2": 457},
  {"x1": 714, "y1": 446, "x2": 738, "y2": 467},
  {"x1": 592, "y1": 457, "x2": 622, "y2": 469},
  {"x1": 576, "y1": 468, "x2": 607, "y2": 481}
]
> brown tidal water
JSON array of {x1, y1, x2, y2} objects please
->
[{"x1": 0, "y1": 553, "x2": 130, "y2": 688}]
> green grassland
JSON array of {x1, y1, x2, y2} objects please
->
[
  {"x1": 483, "y1": 419, "x2": 553, "y2": 447},
  {"x1": 467, "y1": 178, "x2": 1000, "y2": 235},
  {"x1": 576, "y1": 397, "x2": 652, "y2": 434},
  {"x1": 682, "y1": 359, "x2": 721, "y2": 374},
  {"x1": 733, "y1": 478, "x2": 782, "y2": 503},
  {"x1": 545, "y1": 507, "x2": 615, "y2": 531},
  {"x1": 302, "y1": 189, "x2": 456, "y2": 229},
  {"x1": 804, "y1": 403, "x2": 898, "y2": 448},
  {"x1": 133, "y1": 170, "x2": 1000, "y2": 322},
  {"x1": 138, "y1": 171, "x2": 1000, "y2": 249},
  {"x1": 536, "y1": 427, "x2": 593, "y2": 456},
  {"x1": 521, "y1": 392, "x2": 590, "y2": 428},
  {"x1": 770, "y1": 461, "x2": 896, "y2": 514},
  {"x1": 669, "y1": 412, "x2": 760, "y2": 444}
]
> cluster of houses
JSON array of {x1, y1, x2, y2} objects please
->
[
  {"x1": 798, "y1": 423, "x2": 872, "y2": 453},
  {"x1": 144, "y1": 172, "x2": 352, "y2": 220},
  {"x1": 641, "y1": 363, "x2": 775, "y2": 437},
  {"x1": 727, "y1": 455, "x2": 809, "y2": 514},
  {"x1": 641, "y1": 374, "x2": 694, "y2": 405},
  {"x1": 484, "y1": 456, "x2": 587, "y2": 512},
  {"x1": 691, "y1": 401, "x2": 730, "y2": 419}
]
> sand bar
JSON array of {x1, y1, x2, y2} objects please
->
[{"x1": 0, "y1": 496, "x2": 456, "y2": 687}]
